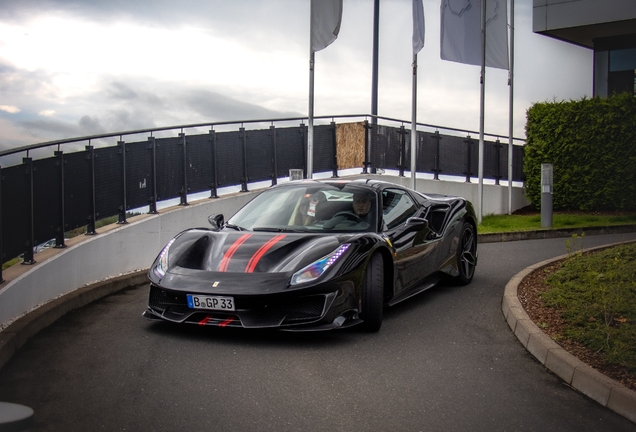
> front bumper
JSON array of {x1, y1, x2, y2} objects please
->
[{"x1": 143, "y1": 284, "x2": 360, "y2": 330}]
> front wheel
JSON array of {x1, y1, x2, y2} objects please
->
[
  {"x1": 454, "y1": 222, "x2": 477, "y2": 285},
  {"x1": 361, "y1": 253, "x2": 384, "y2": 332}
]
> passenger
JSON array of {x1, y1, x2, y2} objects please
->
[{"x1": 294, "y1": 194, "x2": 314, "y2": 225}]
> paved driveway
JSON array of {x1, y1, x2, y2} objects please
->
[{"x1": 1, "y1": 233, "x2": 635, "y2": 431}]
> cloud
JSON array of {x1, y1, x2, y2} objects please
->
[
  {"x1": 0, "y1": 0, "x2": 594, "y2": 155},
  {"x1": 0, "y1": 105, "x2": 20, "y2": 113},
  {"x1": 178, "y1": 89, "x2": 301, "y2": 122},
  {"x1": 18, "y1": 118, "x2": 80, "y2": 137}
]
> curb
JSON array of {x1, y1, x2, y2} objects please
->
[
  {"x1": 478, "y1": 223, "x2": 636, "y2": 244},
  {"x1": 502, "y1": 241, "x2": 636, "y2": 425},
  {"x1": 0, "y1": 270, "x2": 148, "y2": 372}
]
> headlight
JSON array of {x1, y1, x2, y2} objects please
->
[
  {"x1": 290, "y1": 244, "x2": 350, "y2": 285},
  {"x1": 154, "y1": 238, "x2": 176, "y2": 278}
]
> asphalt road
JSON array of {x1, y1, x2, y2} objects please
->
[{"x1": 1, "y1": 233, "x2": 636, "y2": 431}]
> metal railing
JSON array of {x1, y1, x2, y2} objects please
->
[{"x1": 0, "y1": 114, "x2": 525, "y2": 282}]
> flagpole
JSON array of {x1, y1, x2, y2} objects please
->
[
  {"x1": 370, "y1": 0, "x2": 380, "y2": 175},
  {"x1": 508, "y1": 0, "x2": 515, "y2": 214},
  {"x1": 308, "y1": 49, "x2": 315, "y2": 179},
  {"x1": 411, "y1": 53, "x2": 417, "y2": 190},
  {"x1": 308, "y1": 0, "x2": 342, "y2": 180},
  {"x1": 478, "y1": 0, "x2": 486, "y2": 224},
  {"x1": 411, "y1": 0, "x2": 425, "y2": 191}
]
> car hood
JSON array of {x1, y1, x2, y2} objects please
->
[{"x1": 160, "y1": 230, "x2": 357, "y2": 275}]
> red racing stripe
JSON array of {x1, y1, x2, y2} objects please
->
[
  {"x1": 198, "y1": 315, "x2": 213, "y2": 326},
  {"x1": 245, "y1": 234, "x2": 286, "y2": 273},
  {"x1": 219, "y1": 233, "x2": 252, "y2": 272},
  {"x1": 218, "y1": 317, "x2": 235, "y2": 328}
]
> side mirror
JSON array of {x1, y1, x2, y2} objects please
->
[
  {"x1": 208, "y1": 214, "x2": 224, "y2": 231},
  {"x1": 405, "y1": 216, "x2": 428, "y2": 230}
]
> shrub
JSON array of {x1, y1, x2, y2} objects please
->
[{"x1": 524, "y1": 94, "x2": 636, "y2": 211}]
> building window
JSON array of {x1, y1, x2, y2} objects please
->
[
  {"x1": 609, "y1": 48, "x2": 636, "y2": 96},
  {"x1": 595, "y1": 39, "x2": 636, "y2": 97}
]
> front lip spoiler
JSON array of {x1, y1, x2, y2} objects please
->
[
  {"x1": 142, "y1": 306, "x2": 362, "y2": 331},
  {"x1": 281, "y1": 311, "x2": 361, "y2": 332}
]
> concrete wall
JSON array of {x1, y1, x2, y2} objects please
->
[
  {"x1": 0, "y1": 175, "x2": 528, "y2": 329},
  {"x1": 0, "y1": 191, "x2": 257, "y2": 329}
]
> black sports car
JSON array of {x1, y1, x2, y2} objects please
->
[{"x1": 143, "y1": 179, "x2": 477, "y2": 332}]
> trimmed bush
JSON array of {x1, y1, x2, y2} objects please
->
[{"x1": 524, "y1": 94, "x2": 636, "y2": 211}]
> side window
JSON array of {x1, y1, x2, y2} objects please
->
[{"x1": 382, "y1": 189, "x2": 417, "y2": 230}]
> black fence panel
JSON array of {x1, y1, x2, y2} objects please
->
[
  {"x1": 126, "y1": 140, "x2": 154, "y2": 211},
  {"x1": 94, "y1": 146, "x2": 123, "y2": 221},
  {"x1": 245, "y1": 128, "x2": 275, "y2": 184},
  {"x1": 369, "y1": 124, "x2": 386, "y2": 171},
  {"x1": 411, "y1": 131, "x2": 434, "y2": 175},
  {"x1": 483, "y1": 140, "x2": 501, "y2": 182},
  {"x1": 275, "y1": 125, "x2": 305, "y2": 178},
  {"x1": 496, "y1": 143, "x2": 509, "y2": 182},
  {"x1": 313, "y1": 124, "x2": 336, "y2": 174},
  {"x1": 435, "y1": 135, "x2": 464, "y2": 178},
  {"x1": 64, "y1": 150, "x2": 92, "y2": 231},
  {"x1": 186, "y1": 133, "x2": 214, "y2": 195},
  {"x1": 402, "y1": 130, "x2": 412, "y2": 174},
  {"x1": 155, "y1": 137, "x2": 184, "y2": 202},
  {"x1": 514, "y1": 145, "x2": 525, "y2": 181},
  {"x1": 499, "y1": 142, "x2": 523, "y2": 181},
  {"x1": 1, "y1": 163, "x2": 31, "y2": 262},
  {"x1": 370, "y1": 125, "x2": 406, "y2": 172},
  {"x1": 33, "y1": 156, "x2": 61, "y2": 246},
  {"x1": 388, "y1": 127, "x2": 405, "y2": 171},
  {"x1": 215, "y1": 131, "x2": 244, "y2": 188}
]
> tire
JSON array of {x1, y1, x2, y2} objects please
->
[
  {"x1": 361, "y1": 253, "x2": 384, "y2": 332},
  {"x1": 455, "y1": 222, "x2": 477, "y2": 285}
]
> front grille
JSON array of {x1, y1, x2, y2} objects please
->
[
  {"x1": 149, "y1": 286, "x2": 190, "y2": 319},
  {"x1": 148, "y1": 285, "x2": 328, "y2": 327},
  {"x1": 278, "y1": 296, "x2": 326, "y2": 322}
]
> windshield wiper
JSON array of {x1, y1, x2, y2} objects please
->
[
  {"x1": 253, "y1": 227, "x2": 305, "y2": 233},
  {"x1": 225, "y1": 223, "x2": 247, "y2": 231}
]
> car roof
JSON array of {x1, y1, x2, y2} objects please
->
[
  {"x1": 270, "y1": 178, "x2": 463, "y2": 204},
  {"x1": 275, "y1": 178, "x2": 395, "y2": 191}
]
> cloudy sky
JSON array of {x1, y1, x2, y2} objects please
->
[{"x1": 0, "y1": 0, "x2": 592, "y2": 156}]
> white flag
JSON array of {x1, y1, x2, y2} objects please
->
[
  {"x1": 440, "y1": 0, "x2": 509, "y2": 70},
  {"x1": 311, "y1": 0, "x2": 343, "y2": 52},
  {"x1": 413, "y1": 0, "x2": 425, "y2": 54}
]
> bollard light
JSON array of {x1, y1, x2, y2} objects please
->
[{"x1": 541, "y1": 163, "x2": 553, "y2": 228}]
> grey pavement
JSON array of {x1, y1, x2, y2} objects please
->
[{"x1": 0, "y1": 232, "x2": 636, "y2": 431}]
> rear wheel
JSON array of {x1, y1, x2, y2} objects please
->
[
  {"x1": 455, "y1": 222, "x2": 477, "y2": 285},
  {"x1": 361, "y1": 253, "x2": 384, "y2": 332}
]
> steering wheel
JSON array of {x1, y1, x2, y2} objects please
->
[{"x1": 331, "y1": 211, "x2": 362, "y2": 223}]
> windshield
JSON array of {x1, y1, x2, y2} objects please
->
[{"x1": 228, "y1": 183, "x2": 377, "y2": 233}]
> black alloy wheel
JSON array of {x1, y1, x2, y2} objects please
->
[{"x1": 455, "y1": 222, "x2": 477, "y2": 285}]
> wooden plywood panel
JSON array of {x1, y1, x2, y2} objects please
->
[{"x1": 336, "y1": 122, "x2": 365, "y2": 170}]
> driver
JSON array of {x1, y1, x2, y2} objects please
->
[
  {"x1": 352, "y1": 192, "x2": 372, "y2": 217},
  {"x1": 319, "y1": 190, "x2": 376, "y2": 230}
]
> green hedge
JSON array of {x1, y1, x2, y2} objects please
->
[{"x1": 524, "y1": 94, "x2": 636, "y2": 211}]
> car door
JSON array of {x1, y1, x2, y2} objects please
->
[{"x1": 381, "y1": 187, "x2": 439, "y2": 294}]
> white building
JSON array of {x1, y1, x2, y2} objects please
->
[{"x1": 533, "y1": 0, "x2": 636, "y2": 97}]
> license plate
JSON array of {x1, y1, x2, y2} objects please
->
[{"x1": 187, "y1": 294, "x2": 235, "y2": 311}]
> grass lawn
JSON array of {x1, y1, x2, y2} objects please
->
[
  {"x1": 542, "y1": 243, "x2": 636, "y2": 373},
  {"x1": 480, "y1": 210, "x2": 636, "y2": 381},
  {"x1": 479, "y1": 212, "x2": 636, "y2": 234}
]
